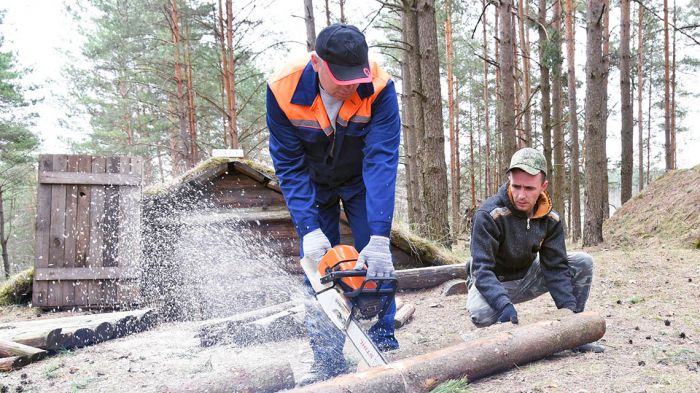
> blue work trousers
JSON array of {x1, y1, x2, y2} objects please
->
[{"x1": 300, "y1": 179, "x2": 397, "y2": 376}]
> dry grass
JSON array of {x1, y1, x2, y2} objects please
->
[{"x1": 604, "y1": 165, "x2": 700, "y2": 249}]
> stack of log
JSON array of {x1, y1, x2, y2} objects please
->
[{"x1": 0, "y1": 308, "x2": 157, "y2": 371}]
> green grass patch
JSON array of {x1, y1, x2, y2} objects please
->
[
  {"x1": 71, "y1": 377, "x2": 95, "y2": 392},
  {"x1": 653, "y1": 348, "x2": 700, "y2": 365},
  {"x1": 43, "y1": 363, "x2": 61, "y2": 380},
  {"x1": 430, "y1": 378, "x2": 470, "y2": 393},
  {"x1": 627, "y1": 295, "x2": 645, "y2": 304}
]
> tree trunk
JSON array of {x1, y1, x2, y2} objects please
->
[
  {"x1": 339, "y1": 0, "x2": 346, "y2": 24},
  {"x1": 0, "y1": 187, "x2": 9, "y2": 278},
  {"x1": 512, "y1": 12, "x2": 524, "y2": 148},
  {"x1": 184, "y1": 19, "x2": 198, "y2": 165},
  {"x1": 663, "y1": 0, "x2": 672, "y2": 170},
  {"x1": 225, "y1": 0, "x2": 239, "y2": 149},
  {"x1": 294, "y1": 312, "x2": 606, "y2": 393},
  {"x1": 168, "y1": 0, "x2": 190, "y2": 174},
  {"x1": 325, "y1": 0, "x2": 331, "y2": 26},
  {"x1": 482, "y1": 0, "x2": 491, "y2": 197},
  {"x1": 498, "y1": 0, "x2": 517, "y2": 174},
  {"x1": 602, "y1": 0, "x2": 610, "y2": 218},
  {"x1": 552, "y1": 0, "x2": 566, "y2": 225},
  {"x1": 494, "y1": 5, "x2": 502, "y2": 190},
  {"x1": 445, "y1": 0, "x2": 460, "y2": 241},
  {"x1": 304, "y1": 0, "x2": 316, "y2": 52},
  {"x1": 469, "y1": 85, "x2": 476, "y2": 209},
  {"x1": 412, "y1": 0, "x2": 451, "y2": 246},
  {"x1": 401, "y1": 0, "x2": 423, "y2": 228},
  {"x1": 647, "y1": 54, "x2": 652, "y2": 185},
  {"x1": 565, "y1": 0, "x2": 581, "y2": 242},
  {"x1": 637, "y1": 5, "x2": 644, "y2": 192},
  {"x1": 517, "y1": 0, "x2": 532, "y2": 146},
  {"x1": 620, "y1": 0, "x2": 633, "y2": 205},
  {"x1": 671, "y1": 0, "x2": 677, "y2": 169},
  {"x1": 217, "y1": 0, "x2": 229, "y2": 146},
  {"x1": 583, "y1": 0, "x2": 607, "y2": 247},
  {"x1": 538, "y1": 0, "x2": 553, "y2": 179}
]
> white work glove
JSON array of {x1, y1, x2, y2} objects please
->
[
  {"x1": 302, "y1": 228, "x2": 332, "y2": 266},
  {"x1": 355, "y1": 235, "x2": 394, "y2": 278}
]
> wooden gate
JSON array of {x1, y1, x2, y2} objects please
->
[{"x1": 32, "y1": 154, "x2": 143, "y2": 309}]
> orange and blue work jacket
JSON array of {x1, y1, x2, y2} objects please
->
[{"x1": 266, "y1": 55, "x2": 400, "y2": 238}]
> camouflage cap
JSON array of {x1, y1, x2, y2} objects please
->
[{"x1": 508, "y1": 147, "x2": 548, "y2": 177}]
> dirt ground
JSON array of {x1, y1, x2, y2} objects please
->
[{"x1": 1, "y1": 246, "x2": 698, "y2": 393}]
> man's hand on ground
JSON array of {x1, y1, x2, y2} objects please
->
[
  {"x1": 497, "y1": 303, "x2": 519, "y2": 324},
  {"x1": 302, "y1": 229, "x2": 332, "y2": 266},
  {"x1": 355, "y1": 235, "x2": 394, "y2": 278}
]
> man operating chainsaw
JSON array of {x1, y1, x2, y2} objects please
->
[
  {"x1": 267, "y1": 23, "x2": 400, "y2": 384},
  {"x1": 467, "y1": 148, "x2": 603, "y2": 353}
]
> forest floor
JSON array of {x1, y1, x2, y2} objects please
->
[
  {"x1": 1, "y1": 245, "x2": 698, "y2": 393},
  {"x1": 2, "y1": 166, "x2": 698, "y2": 392}
]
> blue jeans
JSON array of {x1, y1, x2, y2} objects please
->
[{"x1": 301, "y1": 179, "x2": 398, "y2": 376}]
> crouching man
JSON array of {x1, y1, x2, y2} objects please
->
[{"x1": 467, "y1": 147, "x2": 603, "y2": 353}]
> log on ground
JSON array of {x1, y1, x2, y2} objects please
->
[
  {"x1": 0, "y1": 308, "x2": 157, "y2": 350},
  {"x1": 0, "y1": 338, "x2": 47, "y2": 367},
  {"x1": 197, "y1": 301, "x2": 300, "y2": 347},
  {"x1": 291, "y1": 311, "x2": 606, "y2": 393},
  {"x1": 230, "y1": 304, "x2": 305, "y2": 346},
  {"x1": 166, "y1": 359, "x2": 295, "y2": 393},
  {"x1": 0, "y1": 356, "x2": 28, "y2": 372},
  {"x1": 395, "y1": 264, "x2": 467, "y2": 290},
  {"x1": 394, "y1": 303, "x2": 415, "y2": 328}
]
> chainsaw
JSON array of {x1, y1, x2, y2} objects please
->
[{"x1": 300, "y1": 245, "x2": 397, "y2": 367}]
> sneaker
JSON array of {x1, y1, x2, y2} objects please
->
[
  {"x1": 296, "y1": 363, "x2": 348, "y2": 387},
  {"x1": 572, "y1": 342, "x2": 605, "y2": 353}
]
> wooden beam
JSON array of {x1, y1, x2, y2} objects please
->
[
  {"x1": 34, "y1": 267, "x2": 139, "y2": 280},
  {"x1": 291, "y1": 311, "x2": 606, "y2": 393},
  {"x1": 180, "y1": 207, "x2": 291, "y2": 226},
  {"x1": 39, "y1": 172, "x2": 141, "y2": 186},
  {"x1": 233, "y1": 161, "x2": 270, "y2": 183}
]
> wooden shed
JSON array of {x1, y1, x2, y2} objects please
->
[{"x1": 141, "y1": 158, "x2": 460, "y2": 320}]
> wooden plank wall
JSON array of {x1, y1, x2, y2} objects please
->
[{"x1": 32, "y1": 154, "x2": 143, "y2": 309}]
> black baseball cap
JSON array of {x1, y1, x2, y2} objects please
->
[{"x1": 315, "y1": 23, "x2": 372, "y2": 85}]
